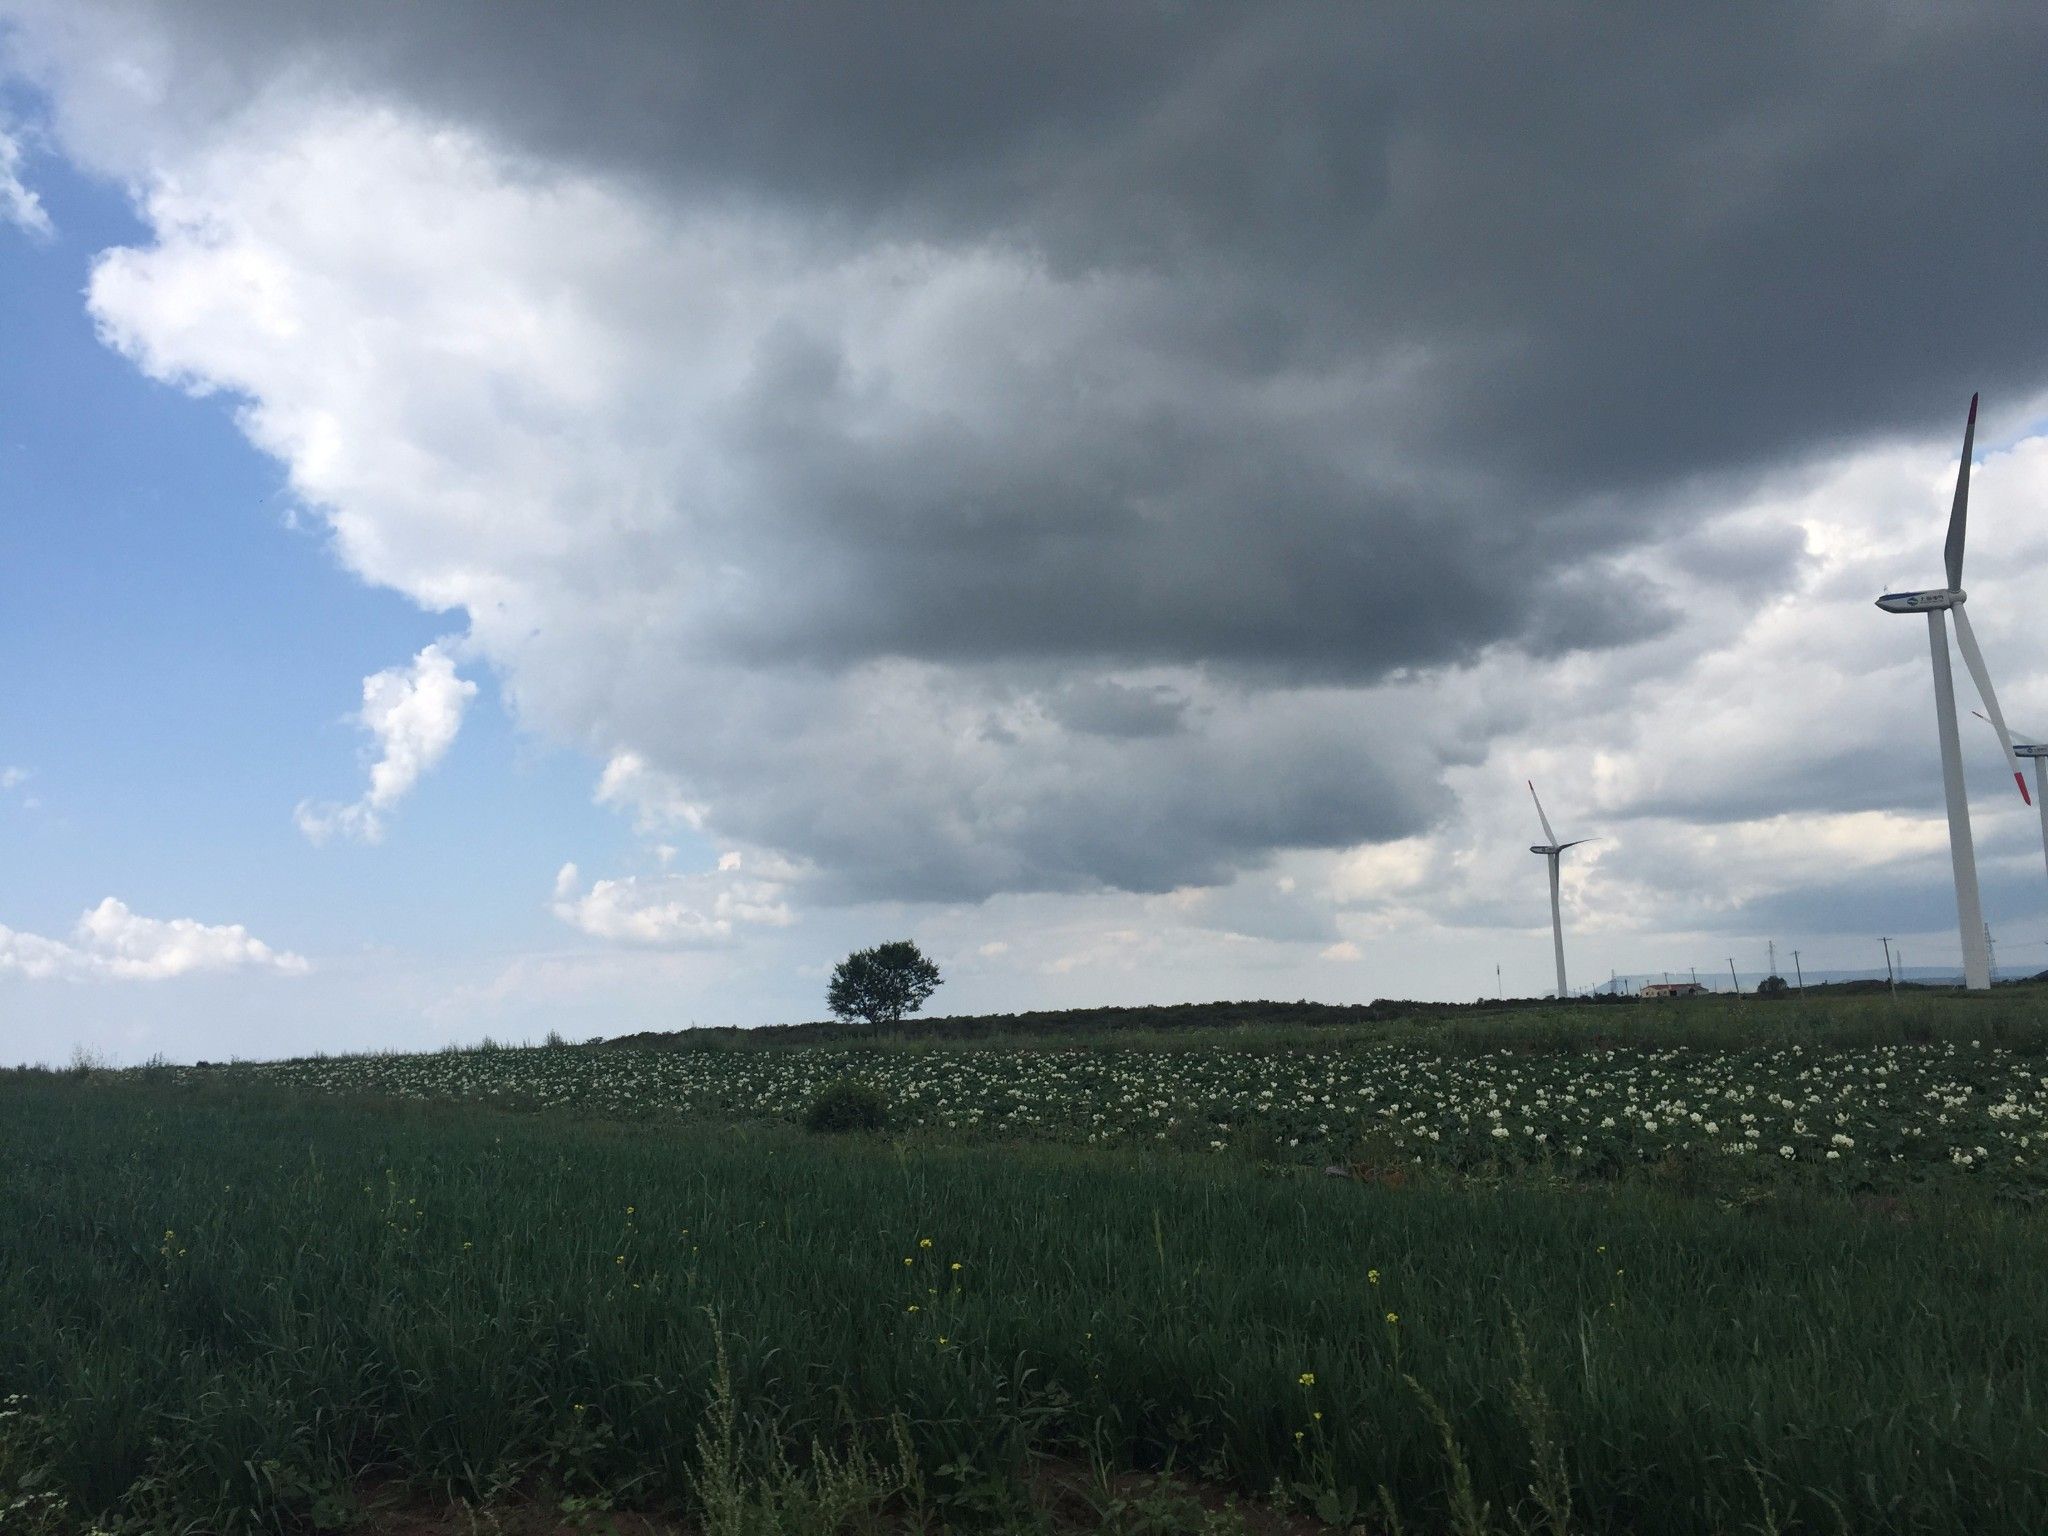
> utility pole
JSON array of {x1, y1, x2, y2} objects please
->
[
  {"x1": 1768, "y1": 940, "x2": 1778, "y2": 980},
  {"x1": 1728, "y1": 957, "x2": 1740, "y2": 996},
  {"x1": 1791, "y1": 950, "x2": 1804, "y2": 996},
  {"x1": 1881, "y1": 937, "x2": 1896, "y2": 998},
  {"x1": 1689, "y1": 966, "x2": 1698, "y2": 989},
  {"x1": 1496, "y1": 963, "x2": 1502, "y2": 1000}
]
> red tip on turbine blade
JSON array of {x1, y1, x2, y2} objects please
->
[{"x1": 2017, "y1": 771, "x2": 2032, "y2": 807}]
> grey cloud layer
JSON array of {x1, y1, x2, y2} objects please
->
[
  {"x1": 34, "y1": 2, "x2": 2048, "y2": 495},
  {"x1": 10, "y1": 0, "x2": 2048, "y2": 908}
]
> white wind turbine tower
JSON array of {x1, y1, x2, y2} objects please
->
[
  {"x1": 1876, "y1": 394, "x2": 2033, "y2": 991},
  {"x1": 1527, "y1": 781, "x2": 1592, "y2": 999}
]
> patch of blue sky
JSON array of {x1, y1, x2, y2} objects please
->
[{"x1": 0, "y1": 123, "x2": 656, "y2": 962}]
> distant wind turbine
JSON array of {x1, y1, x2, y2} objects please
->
[
  {"x1": 1876, "y1": 394, "x2": 2032, "y2": 991},
  {"x1": 1527, "y1": 781, "x2": 1592, "y2": 999}
]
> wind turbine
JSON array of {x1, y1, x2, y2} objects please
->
[
  {"x1": 1876, "y1": 394, "x2": 2032, "y2": 991},
  {"x1": 1527, "y1": 781, "x2": 1591, "y2": 998},
  {"x1": 1975, "y1": 711, "x2": 2048, "y2": 892}
]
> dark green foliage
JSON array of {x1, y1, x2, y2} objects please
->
[
  {"x1": 4, "y1": 1074, "x2": 2048, "y2": 1533},
  {"x1": 826, "y1": 940, "x2": 943, "y2": 1026},
  {"x1": 803, "y1": 1078, "x2": 891, "y2": 1134},
  {"x1": 605, "y1": 981, "x2": 2048, "y2": 1054}
]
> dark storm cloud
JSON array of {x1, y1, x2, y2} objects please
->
[
  {"x1": 655, "y1": 668, "x2": 1454, "y2": 903},
  {"x1": 28, "y1": 0, "x2": 2048, "y2": 686},
  {"x1": 14, "y1": 0, "x2": 2048, "y2": 916},
  {"x1": 1045, "y1": 680, "x2": 1188, "y2": 740}
]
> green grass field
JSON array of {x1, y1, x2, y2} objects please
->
[{"x1": 4, "y1": 996, "x2": 2047, "y2": 1534}]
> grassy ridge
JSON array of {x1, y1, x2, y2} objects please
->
[
  {"x1": 594, "y1": 986, "x2": 2048, "y2": 1055},
  {"x1": 4, "y1": 1074, "x2": 2046, "y2": 1533}
]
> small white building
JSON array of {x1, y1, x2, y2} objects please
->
[{"x1": 1640, "y1": 981, "x2": 1707, "y2": 999}]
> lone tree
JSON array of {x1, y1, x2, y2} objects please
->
[{"x1": 827, "y1": 940, "x2": 943, "y2": 1026}]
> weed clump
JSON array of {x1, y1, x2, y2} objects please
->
[{"x1": 803, "y1": 1078, "x2": 891, "y2": 1134}]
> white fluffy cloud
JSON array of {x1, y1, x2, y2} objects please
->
[
  {"x1": 0, "y1": 125, "x2": 51, "y2": 236},
  {"x1": 71, "y1": 87, "x2": 2048, "y2": 957},
  {"x1": 6, "y1": 2, "x2": 2048, "y2": 1007},
  {"x1": 551, "y1": 859, "x2": 793, "y2": 946},
  {"x1": 0, "y1": 898, "x2": 308, "y2": 980},
  {"x1": 70, "y1": 96, "x2": 1463, "y2": 901},
  {"x1": 296, "y1": 641, "x2": 476, "y2": 844},
  {"x1": 594, "y1": 751, "x2": 706, "y2": 834}
]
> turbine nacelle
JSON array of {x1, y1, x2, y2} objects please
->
[
  {"x1": 2017, "y1": 744, "x2": 2048, "y2": 760},
  {"x1": 1876, "y1": 588, "x2": 1963, "y2": 613}
]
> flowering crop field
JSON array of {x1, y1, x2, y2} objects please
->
[{"x1": 203, "y1": 1033, "x2": 2048, "y2": 1195}]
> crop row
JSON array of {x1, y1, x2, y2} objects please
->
[{"x1": 195, "y1": 1038, "x2": 2048, "y2": 1191}]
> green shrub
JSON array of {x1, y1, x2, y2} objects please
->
[{"x1": 803, "y1": 1079, "x2": 891, "y2": 1134}]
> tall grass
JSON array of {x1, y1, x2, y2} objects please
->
[{"x1": 3, "y1": 1075, "x2": 2044, "y2": 1533}]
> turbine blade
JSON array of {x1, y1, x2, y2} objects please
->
[
  {"x1": 1944, "y1": 393, "x2": 1977, "y2": 590},
  {"x1": 1556, "y1": 839, "x2": 1595, "y2": 851},
  {"x1": 1951, "y1": 605, "x2": 2032, "y2": 805},
  {"x1": 1527, "y1": 780, "x2": 1556, "y2": 844},
  {"x1": 1974, "y1": 707, "x2": 2043, "y2": 746}
]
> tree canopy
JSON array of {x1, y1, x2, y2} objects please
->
[{"x1": 826, "y1": 940, "x2": 943, "y2": 1026}]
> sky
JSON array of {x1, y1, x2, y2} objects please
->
[{"x1": 5, "y1": 2, "x2": 2048, "y2": 1064}]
